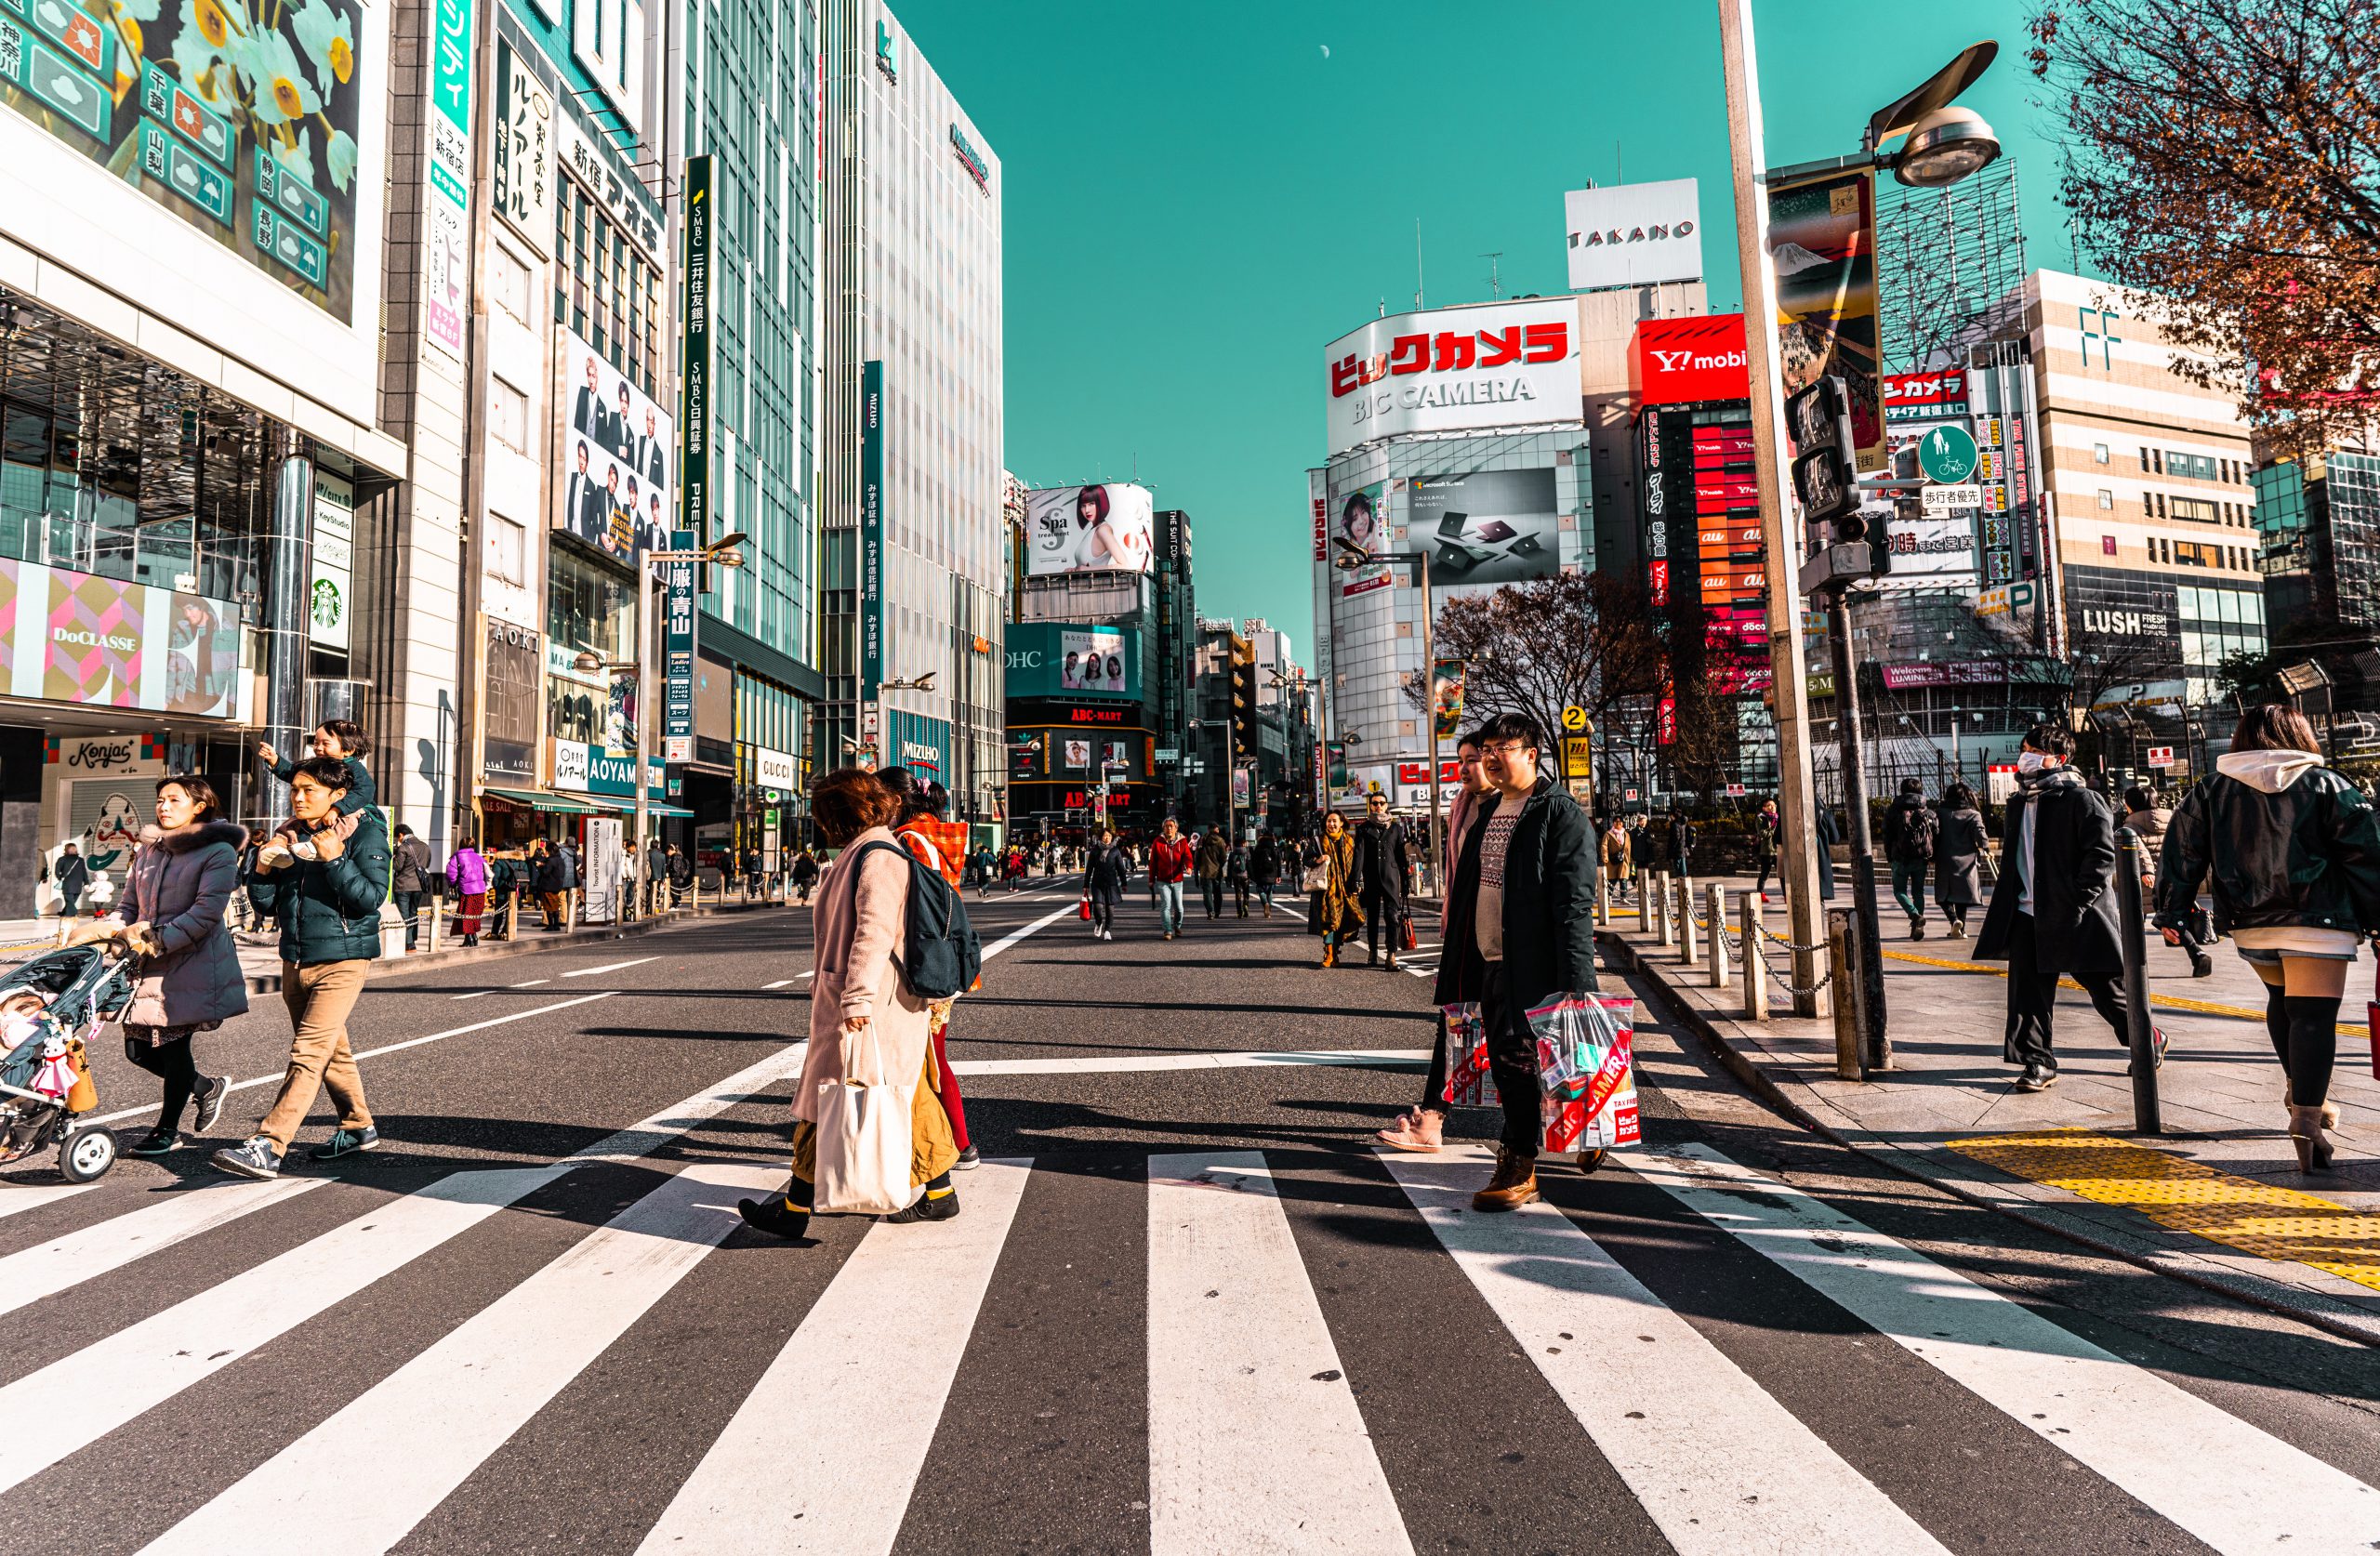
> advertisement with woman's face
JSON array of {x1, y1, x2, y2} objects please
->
[{"x1": 1026, "y1": 483, "x2": 1155, "y2": 576}]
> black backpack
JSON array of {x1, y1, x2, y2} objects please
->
[{"x1": 846, "y1": 841, "x2": 983, "y2": 1000}]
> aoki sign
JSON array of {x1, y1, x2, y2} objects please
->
[{"x1": 1324, "y1": 298, "x2": 1582, "y2": 459}]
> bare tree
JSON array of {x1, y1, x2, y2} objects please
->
[
  {"x1": 1403, "y1": 572, "x2": 1664, "y2": 748},
  {"x1": 2030, "y1": 0, "x2": 2380, "y2": 452}
]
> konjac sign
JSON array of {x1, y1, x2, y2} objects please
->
[
  {"x1": 1631, "y1": 315, "x2": 1750, "y2": 406},
  {"x1": 1325, "y1": 298, "x2": 1582, "y2": 458}
]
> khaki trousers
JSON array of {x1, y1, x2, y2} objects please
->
[{"x1": 258, "y1": 960, "x2": 374, "y2": 1151}]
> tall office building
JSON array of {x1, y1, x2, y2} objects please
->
[{"x1": 819, "y1": 2, "x2": 1005, "y2": 828}]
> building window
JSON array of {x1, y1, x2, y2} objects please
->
[
  {"x1": 2171, "y1": 496, "x2": 2218, "y2": 523},
  {"x1": 490, "y1": 376, "x2": 529, "y2": 454},
  {"x1": 2094, "y1": 442, "x2": 2109, "y2": 464},
  {"x1": 2102, "y1": 534, "x2": 2118, "y2": 555},
  {"x1": 551, "y1": 178, "x2": 663, "y2": 398},
  {"x1": 2140, "y1": 447, "x2": 2151, "y2": 471},
  {"x1": 2167, "y1": 451, "x2": 2217, "y2": 481},
  {"x1": 2174, "y1": 540, "x2": 2215, "y2": 568},
  {"x1": 486, "y1": 513, "x2": 527, "y2": 587},
  {"x1": 2097, "y1": 489, "x2": 2114, "y2": 509},
  {"x1": 490, "y1": 244, "x2": 531, "y2": 325}
]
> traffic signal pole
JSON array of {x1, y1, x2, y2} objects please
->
[
  {"x1": 1824, "y1": 587, "x2": 1890, "y2": 1066},
  {"x1": 1718, "y1": 0, "x2": 1829, "y2": 1015}
]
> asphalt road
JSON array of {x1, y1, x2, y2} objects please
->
[{"x1": 7, "y1": 879, "x2": 2380, "y2": 1554}]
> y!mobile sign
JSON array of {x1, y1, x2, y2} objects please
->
[
  {"x1": 1630, "y1": 315, "x2": 1749, "y2": 406},
  {"x1": 1325, "y1": 298, "x2": 1581, "y2": 459}
]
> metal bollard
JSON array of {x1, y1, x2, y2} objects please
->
[
  {"x1": 1707, "y1": 884, "x2": 1730, "y2": 990},
  {"x1": 1740, "y1": 894, "x2": 1767, "y2": 1020},
  {"x1": 1829, "y1": 907, "x2": 1862, "y2": 1080},
  {"x1": 1655, "y1": 872, "x2": 1674, "y2": 947},
  {"x1": 1595, "y1": 873, "x2": 1610, "y2": 928},
  {"x1": 425, "y1": 897, "x2": 443, "y2": 956},
  {"x1": 1678, "y1": 877, "x2": 1699, "y2": 966},
  {"x1": 2115, "y1": 829, "x2": 2162, "y2": 1134}
]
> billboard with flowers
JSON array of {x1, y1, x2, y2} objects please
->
[{"x1": 0, "y1": 0, "x2": 370, "y2": 321}]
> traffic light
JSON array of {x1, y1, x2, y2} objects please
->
[
  {"x1": 1229, "y1": 638, "x2": 1259, "y2": 760},
  {"x1": 1784, "y1": 376, "x2": 1860, "y2": 537}
]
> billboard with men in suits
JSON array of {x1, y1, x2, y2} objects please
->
[{"x1": 554, "y1": 326, "x2": 674, "y2": 563}]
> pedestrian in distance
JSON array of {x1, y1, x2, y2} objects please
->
[
  {"x1": 1752, "y1": 799, "x2": 1781, "y2": 903},
  {"x1": 790, "y1": 846, "x2": 821, "y2": 905},
  {"x1": 1082, "y1": 826, "x2": 1129, "y2": 940},
  {"x1": 1250, "y1": 829, "x2": 1281, "y2": 917},
  {"x1": 533, "y1": 841, "x2": 572, "y2": 930},
  {"x1": 1932, "y1": 783, "x2": 1987, "y2": 940},
  {"x1": 667, "y1": 843, "x2": 694, "y2": 905},
  {"x1": 742, "y1": 846, "x2": 763, "y2": 901},
  {"x1": 1313, "y1": 811, "x2": 1361, "y2": 968},
  {"x1": 881, "y1": 767, "x2": 979, "y2": 1173},
  {"x1": 105, "y1": 774, "x2": 242, "y2": 1157},
  {"x1": 2157, "y1": 704, "x2": 2380, "y2": 1171},
  {"x1": 1226, "y1": 834, "x2": 1251, "y2": 916},
  {"x1": 214, "y1": 757, "x2": 389, "y2": 1179},
  {"x1": 445, "y1": 836, "x2": 489, "y2": 946},
  {"x1": 1197, "y1": 828, "x2": 1229, "y2": 920},
  {"x1": 737, "y1": 769, "x2": 961, "y2": 1239},
  {"x1": 1461, "y1": 713, "x2": 1601, "y2": 1212},
  {"x1": 391, "y1": 823, "x2": 433, "y2": 951},
  {"x1": 1658, "y1": 810, "x2": 1694, "y2": 882},
  {"x1": 2124, "y1": 785, "x2": 2214, "y2": 977},
  {"x1": 1601, "y1": 815, "x2": 1633, "y2": 905},
  {"x1": 643, "y1": 835, "x2": 668, "y2": 916},
  {"x1": 46, "y1": 842, "x2": 89, "y2": 921},
  {"x1": 1149, "y1": 817, "x2": 1195, "y2": 940},
  {"x1": 1628, "y1": 813, "x2": 1658, "y2": 887},
  {"x1": 1381, "y1": 732, "x2": 1491, "y2": 1154},
  {"x1": 1353, "y1": 791, "x2": 1412, "y2": 969},
  {"x1": 1973, "y1": 722, "x2": 2164, "y2": 1095},
  {"x1": 970, "y1": 845, "x2": 996, "y2": 900},
  {"x1": 1882, "y1": 777, "x2": 1937, "y2": 941}
]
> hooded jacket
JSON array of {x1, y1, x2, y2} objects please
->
[
  {"x1": 2157, "y1": 749, "x2": 2380, "y2": 936},
  {"x1": 115, "y1": 820, "x2": 250, "y2": 1027},
  {"x1": 244, "y1": 809, "x2": 391, "y2": 966}
]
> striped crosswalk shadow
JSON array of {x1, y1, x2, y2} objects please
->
[{"x1": 0, "y1": 1123, "x2": 2372, "y2": 1553}]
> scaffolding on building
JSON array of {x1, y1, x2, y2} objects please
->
[{"x1": 1876, "y1": 157, "x2": 2028, "y2": 373}]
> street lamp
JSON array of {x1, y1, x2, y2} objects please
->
[
  {"x1": 1335, "y1": 535, "x2": 1445, "y2": 877},
  {"x1": 1717, "y1": 1, "x2": 2003, "y2": 1031}
]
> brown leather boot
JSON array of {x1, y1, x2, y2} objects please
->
[
  {"x1": 1320, "y1": 941, "x2": 1337, "y2": 969},
  {"x1": 1471, "y1": 1147, "x2": 1539, "y2": 1212}
]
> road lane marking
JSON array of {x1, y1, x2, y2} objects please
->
[
  {"x1": 0, "y1": 1183, "x2": 99, "y2": 1221},
  {"x1": 1381, "y1": 1148, "x2": 1948, "y2": 1556},
  {"x1": 1146, "y1": 1152, "x2": 1413, "y2": 1556},
  {"x1": 1629, "y1": 1141, "x2": 2380, "y2": 1554},
  {"x1": 634, "y1": 1161, "x2": 1033, "y2": 1555},
  {"x1": 142, "y1": 1159, "x2": 782, "y2": 1555},
  {"x1": 0, "y1": 1038, "x2": 816, "y2": 1496},
  {"x1": 953, "y1": 1048, "x2": 1427, "y2": 1076},
  {"x1": 86, "y1": 994, "x2": 621, "y2": 1127},
  {"x1": 562, "y1": 956, "x2": 657, "y2": 979},
  {"x1": 515, "y1": 978, "x2": 551, "y2": 986},
  {"x1": 0, "y1": 1176, "x2": 322, "y2": 1321},
  {"x1": 979, "y1": 903, "x2": 1082, "y2": 961},
  {"x1": 761, "y1": 975, "x2": 807, "y2": 990}
]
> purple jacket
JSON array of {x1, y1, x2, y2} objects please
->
[{"x1": 445, "y1": 846, "x2": 489, "y2": 896}]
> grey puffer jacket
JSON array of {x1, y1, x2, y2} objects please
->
[{"x1": 114, "y1": 820, "x2": 251, "y2": 1028}]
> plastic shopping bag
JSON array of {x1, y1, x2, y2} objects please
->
[
  {"x1": 1527, "y1": 993, "x2": 1640, "y2": 1154},
  {"x1": 811, "y1": 1026, "x2": 920, "y2": 1215},
  {"x1": 1439, "y1": 1001, "x2": 1497, "y2": 1108}
]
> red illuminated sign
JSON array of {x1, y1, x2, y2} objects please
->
[
  {"x1": 1884, "y1": 371, "x2": 1967, "y2": 409},
  {"x1": 1631, "y1": 315, "x2": 1750, "y2": 406},
  {"x1": 1331, "y1": 322, "x2": 1571, "y2": 398},
  {"x1": 1395, "y1": 758, "x2": 1463, "y2": 786},
  {"x1": 1649, "y1": 558, "x2": 1670, "y2": 606}
]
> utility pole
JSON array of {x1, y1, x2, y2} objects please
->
[{"x1": 1717, "y1": 0, "x2": 1828, "y2": 1014}]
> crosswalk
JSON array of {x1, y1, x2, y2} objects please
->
[{"x1": 4, "y1": 1084, "x2": 2377, "y2": 1554}]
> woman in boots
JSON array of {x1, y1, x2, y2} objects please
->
[
  {"x1": 1932, "y1": 783, "x2": 1986, "y2": 940},
  {"x1": 1315, "y1": 811, "x2": 1361, "y2": 967},
  {"x1": 2158, "y1": 704, "x2": 2380, "y2": 1171}
]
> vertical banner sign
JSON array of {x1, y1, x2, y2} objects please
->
[
  {"x1": 1431, "y1": 658, "x2": 1465, "y2": 740},
  {"x1": 1765, "y1": 167, "x2": 1883, "y2": 472},
  {"x1": 679, "y1": 156, "x2": 714, "y2": 545},
  {"x1": 860, "y1": 360, "x2": 886, "y2": 705},
  {"x1": 664, "y1": 528, "x2": 697, "y2": 763},
  {"x1": 425, "y1": 0, "x2": 475, "y2": 358}
]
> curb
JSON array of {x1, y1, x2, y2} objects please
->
[
  {"x1": 1598, "y1": 928, "x2": 2380, "y2": 1350},
  {"x1": 236, "y1": 900, "x2": 800, "y2": 995}
]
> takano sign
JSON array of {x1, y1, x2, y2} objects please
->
[{"x1": 1325, "y1": 298, "x2": 1582, "y2": 459}]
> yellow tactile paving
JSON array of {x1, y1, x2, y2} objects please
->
[
  {"x1": 1950, "y1": 1129, "x2": 2380, "y2": 1291},
  {"x1": 1884, "y1": 949, "x2": 2371, "y2": 1038}
]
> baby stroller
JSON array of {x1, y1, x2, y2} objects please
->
[{"x1": 0, "y1": 942, "x2": 132, "y2": 1183}]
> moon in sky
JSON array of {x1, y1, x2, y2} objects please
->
[{"x1": 1319, "y1": 44, "x2": 1329, "y2": 58}]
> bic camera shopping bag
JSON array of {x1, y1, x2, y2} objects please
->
[
  {"x1": 1440, "y1": 1002, "x2": 1496, "y2": 1108},
  {"x1": 811, "y1": 1022, "x2": 920, "y2": 1215},
  {"x1": 1527, "y1": 993, "x2": 1641, "y2": 1154}
]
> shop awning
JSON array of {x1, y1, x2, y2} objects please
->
[
  {"x1": 579, "y1": 797, "x2": 697, "y2": 819},
  {"x1": 482, "y1": 787, "x2": 606, "y2": 815}
]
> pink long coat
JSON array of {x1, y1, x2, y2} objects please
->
[{"x1": 792, "y1": 826, "x2": 933, "y2": 1123}]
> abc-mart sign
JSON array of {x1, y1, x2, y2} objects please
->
[{"x1": 1324, "y1": 298, "x2": 1583, "y2": 460}]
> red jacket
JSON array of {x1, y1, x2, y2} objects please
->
[{"x1": 1149, "y1": 837, "x2": 1196, "y2": 883}]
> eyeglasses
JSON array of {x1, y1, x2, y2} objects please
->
[{"x1": 1481, "y1": 740, "x2": 1532, "y2": 758}]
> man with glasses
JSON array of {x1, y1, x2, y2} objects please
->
[
  {"x1": 1453, "y1": 713, "x2": 1601, "y2": 1211},
  {"x1": 1352, "y1": 791, "x2": 1412, "y2": 969}
]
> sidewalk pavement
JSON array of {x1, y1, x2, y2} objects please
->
[
  {"x1": 0, "y1": 893, "x2": 798, "y2": 992},
  {"x1": 1602, "y1": 870, "x2": 2380, "y2": 1345}
]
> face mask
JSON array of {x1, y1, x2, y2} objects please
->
[{"x1": 2016, "y1": 751, "x2": 2048, "y2": 774}]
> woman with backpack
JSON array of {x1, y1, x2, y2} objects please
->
[
  {"x1": 739, "y1": 768, "x2": 961, "y2": 1239},
  {"x1": 1250, "y1": 830, "x2": 1281, "y2": 917},
  {"x1": 2158, "y1": 705, "x2": 2380, "y2": 1172},
  {"x1": 882, "y1": 768, "x2": 977, "y2": 1172}
]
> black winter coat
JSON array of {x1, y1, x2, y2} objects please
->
[
  {"x1": 1433, "y1": 777, "x2": 1600, "y2": 1009},
  {"x1": 2156, "y1": 765, "x2": 2380, "y2": 937},
  {"x1": 244, "y1": 811, "x2": 391, "y2": 967},
  {"x1": 1082, "y1": 841, "x2": 1130, "y2": 905},
  {"x1": 1351, "y1": 819, "x2": 1410, "y2": 904},
  {"x1": 1974, "y1": 771, "x2": 2123, "y2": 976},
  {"x1": 1882, "y1": 795, "x2": 1936, "y2": 864},
  {"x1": 1250, "y1": 840, "x2": 1281, "y2": 885}
]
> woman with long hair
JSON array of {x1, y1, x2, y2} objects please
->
[
  {"x1": 878, "y1": 766, "x2": 978, "y2": 1172},
  {"x1": 1340, "y1": 491, "x2": 1379, "y2": 557},
  {"x1": 1313, "y1": 811, "x2": 1362, "y2": 968},
  {"x1": 1069, "y1": 483, "x2": 1147, "y2": 571},
  {"x1": 2160, "y1": 704, "x2": 2380, "y2": 1170}
]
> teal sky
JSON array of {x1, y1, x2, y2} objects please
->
[{"x1": 892, "y1": 0, "x2": 2084, "y2": 654}]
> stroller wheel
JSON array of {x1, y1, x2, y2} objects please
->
[{"x1": 59, "y1": 1127, "x2": 116, "y2": 1183}]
